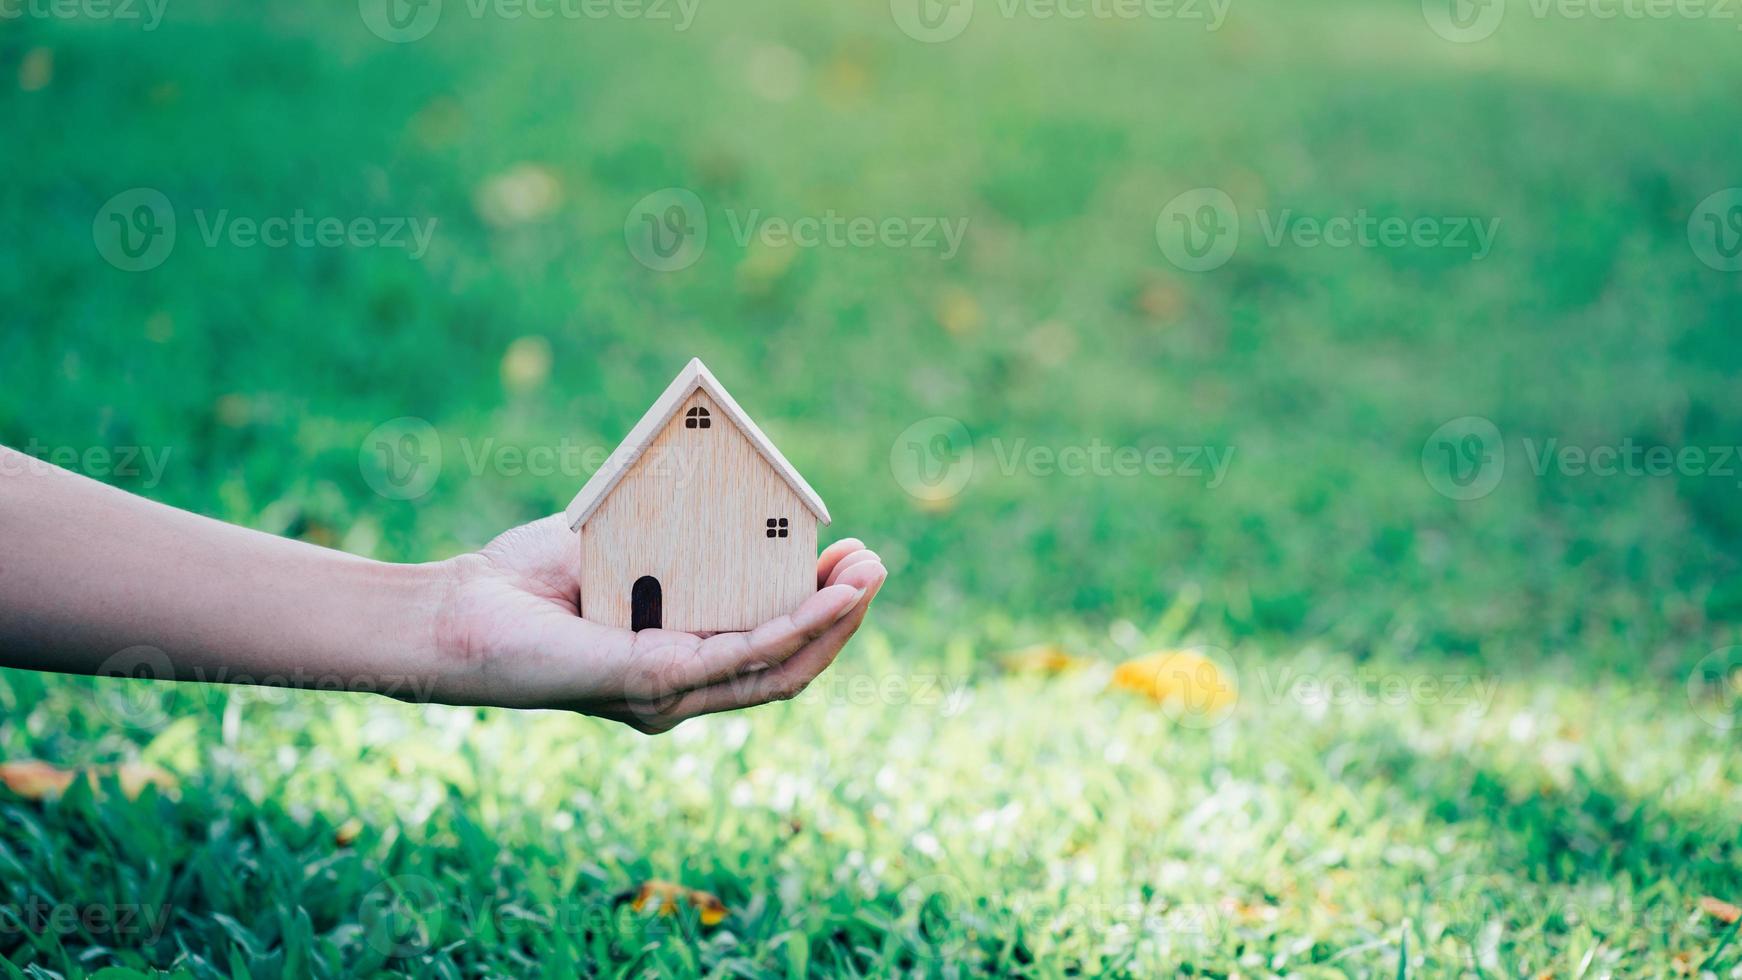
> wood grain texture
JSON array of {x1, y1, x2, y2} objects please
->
[
  {"x1": 579, "y1": 389, "x2": 818, "y2": 632},
  {"x1": 567, "y1": 358, "x2": 829, "y2": 530}
]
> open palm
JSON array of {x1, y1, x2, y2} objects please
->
[{"x1": 430, "y1": 515, "x2": 887, "y2": 732}]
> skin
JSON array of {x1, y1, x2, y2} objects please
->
[{"x1": 0, "y1": 444, "x2": 887, "y2": 734}]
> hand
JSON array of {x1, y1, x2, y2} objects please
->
[{"x1": 427, "y1": 515, "x2": 888, "y2": 732}]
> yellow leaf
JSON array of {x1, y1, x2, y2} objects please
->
[
  {"x1": 0, "y1": 761, "x2": 176, "y2": 801},
  {"x1": 628, "y1": 880, "x2": 728, "y2": 927},
  {"x1": 474, "y1": 164, "x2": 562, "y2": 227},
  {"x1": 19, "y1": 48, "x2": 53, "y2": 92},
  {"x1": 500, "y1": 336, "x2": 552, "y2": 394},
  {"x1": 114, "y1": 762, "x2": 178, "y2": 800},
  {"x1": 934, "y1": 288, "x2": 982, "y2": 336},
  {"x1": 1699, "y1": 895, "x2": 1742, "y2": 924},
  {"x1": 1110, "y1": 650, "x2": 1237, "y2": 718},
  {"x1": 1000, "y1": 645, "x2": 1086, "y2": 676},
  {"x1": 335, "y1": 817, "x2": 365, "y2": 847},
  {"x1": 0, "y1": 761, "x2": 76, "y2": 800}
]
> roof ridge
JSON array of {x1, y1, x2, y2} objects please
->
[{"x1": 564, "y1": 358, "x2": 831, "y2": 531}]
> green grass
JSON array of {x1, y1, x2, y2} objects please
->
[{"x1": 3, "y1": 0, "x2": 1742, "y2": 974}]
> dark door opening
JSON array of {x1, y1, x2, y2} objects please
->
[{"x1": 631, "y1": 575, "x2": 662, "y2": 631}]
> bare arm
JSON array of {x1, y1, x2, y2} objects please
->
[{"x1": 0, "y1": 445, "x2": 887, "y2": 732}]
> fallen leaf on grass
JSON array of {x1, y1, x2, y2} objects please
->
[
  {"x1": 624, "y1": 880, "x2": 728, "y2": 926},
  {"x1": 335, "y1": 818, "x2": 365, "y2": 847},
  {"x1": 1110, "y1": 650, "x2": 1237, "y2": 717},
  {"x1": 1000, "y1": 645, "x2": 1087, "y2": 676},
  {"x1": 500, "y1": 335, "x2": 552, "y2": 393},
  {"x1": 933, "y1": 288, "x2": 982, "y2": 336},
  {"x1": 0, "y1": 761, "x2": 74, "y2": 799},
  {"x1": 474, "y1": 163, "x2": 562, "y2": 227},
  {"x1": 0, "y1": 761, "x2": 178, "y2": 801},
  {"x1": 1699, "y1": 895, "x2": 1741, "y2": 924}
]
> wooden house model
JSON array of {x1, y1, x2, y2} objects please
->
[{"x1": 565, "y1": 358, "x2": 831, "y2": 633}]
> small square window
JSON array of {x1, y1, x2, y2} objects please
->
[
  {"x1": 765, "y1": 517, "x2": 789, "y2": 538},
  {"x1": 685, "y1": 406, "x2": 711, "y2": 429}
]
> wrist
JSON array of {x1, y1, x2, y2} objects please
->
[{"x1": 391, "y1": 554, "x2": 493, "y2": 706}]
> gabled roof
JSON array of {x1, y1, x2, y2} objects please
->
[{"x1": 565, "y1": 358, "x2": 832, "y2": 530}]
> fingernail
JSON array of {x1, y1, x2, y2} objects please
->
[{"x1": 833, "y1": 587, "x2": 867, "y2": 621}]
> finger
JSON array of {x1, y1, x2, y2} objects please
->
[
  {"x1": 816, "y1": 537, "x2": 866, "y2": 587},
  {"x1": 826, "y1": 549, "x2": 881, "y2": 588},
  {"x1": 641, "y1": 582, "x2": 865, "y2": 695},
  {"x1": 660, "y1": 560, "x2": 887, "y2": 722}
]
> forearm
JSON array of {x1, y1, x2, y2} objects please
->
[{"x1": 0, "y1": 445, "x2": 449, "y2": 693}]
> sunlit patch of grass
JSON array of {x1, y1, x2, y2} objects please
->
[{"x1": 3, "y1": 621, "x2": 1738, "y2": 975}]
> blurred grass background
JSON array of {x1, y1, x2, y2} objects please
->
[{"x1": 2, "y1": 0, "x2": 1741, "y2": 974}]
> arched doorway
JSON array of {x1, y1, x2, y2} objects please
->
[{"x1": 631, "y1": 575, "x2": 662, "y2": 631}]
